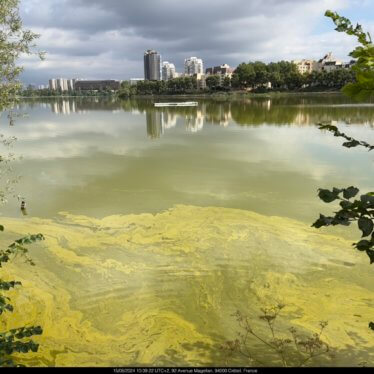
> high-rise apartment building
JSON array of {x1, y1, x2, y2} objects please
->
[
  {"x1": 49, "y1": 79, "x2": 57, "y2": 90},
  {"x1": 49, "y1": 78, "x2": 77, "y2": 91},
  {"x1": 184, "y1": 57, "x2": 203, "y2": 76},
  {"x1": 144, "y1": 50, "x2": 161, "y2": 80},
  {"x1": 56, "y1": 78, "x2": 68, "y2": 91},
  {"x1": 162, "y1": 61, "x2": 176, "y2": 81},
  {"x1": 67, "y1": 79, "x2": 75, "y2": 91}
]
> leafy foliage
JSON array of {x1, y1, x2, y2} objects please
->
[
  {"x1": 0, "y1": 233, "x2": 45, "y2": 268},
  {"x1": 125, "y1": 76, "x2": 200, "y2": 96},
  {"x1": 0, "y1": 326, "x2": 43, "y2": 367},
  {"x1": 1, "y1": 0, "x2": 45, "y2": 367},
  {"x1": 312, "y1": 186, "x2": 374, "y2": 264},
  {"x1": 314, "y1": 11, "x2": 374, "y2": 332},
  {"x1": 222, "y1": 305, "x2": 332, "y2": 367},
  {"x1": 232, "y1": 60, "x2": 355, "y2": 92},
  {"x1": 318, "y1": 123, "x2": 374, "y2": 151},
  {"x1": 0, "y1": 233, "x2": 44, "y2": 366},
  {"x1": 0, "y1": 0, "x2": 43, "y2": 111},
  {"x1": 205, "y1": 75, "x2": 222, "y2": 91},
  {"x1": 325, "y1": 10, "x2": 374, "y2": 101}
]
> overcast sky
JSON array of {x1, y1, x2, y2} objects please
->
[{"x1": 19, "y1": 0, "x2": 374, "y2": 85}]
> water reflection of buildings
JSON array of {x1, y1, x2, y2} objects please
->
[
  {"x1": 163, "y1": 112, "x2": 177, "y2": 129},
  {"x1": 145, "y1": 109, "x2": 207, "y2": 138},
  {"x1": 205, "y1": 105, "x2": 232, "y2": 127},
  {"x1": 50, "y1": 98, "x2": 120, "y2": 114},
  {"x1": 185, "y1": 110, "x2": 204, "y2": 132},
  {"x1": 31, "y1": 98, "x2": 374, "y2": 134},
  {"x1": 52, "y1": 100, "x2": 76, "y2": 115},
  {"x1": 146, "y1": 111, "x2": 164, "y2": 139},
  {"x1": 145, "y1": 111, "x2": 179, "y2": 139}
]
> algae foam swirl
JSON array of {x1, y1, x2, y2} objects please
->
[{"x1": 1, "y1": 205, "x2": 373, "y2": 366}]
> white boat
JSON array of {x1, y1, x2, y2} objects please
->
[{"x1": 154, "y1": 102, "x2": 198, "y2": 107}]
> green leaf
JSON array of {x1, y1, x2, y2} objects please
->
[
  {"x1": 312, "y1": 214, "x2": 333, "y2": 228},
  {"x1": 340, "y1": 200, "x2": 352, "y2": 209},
  {"x1": 358, "y1": 217, "x2": 374, "y2": 237},
  {"x1": 318, "y1": 188, "x2": 340, "y2": 203},
  {"x1": 342, "y1": 139, "x2": 360, "y2": 148},
  {"x1": 366, "y1": 250, "x2": 374, "y2": 264},
  {"x1": 355, "y1": 240, "x2": 371, "y2": 251},
  {"x1": 343, "y1": 186, "x2": 359, "y2": 199},
  {"x1": 318, "y1": 124, "x2": 338, "y2": 132},
  {"x1": 361, "y1": 194, "x2": 374, "y2": 207}
]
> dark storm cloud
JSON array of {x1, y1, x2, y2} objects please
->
[{"x1": 19, "y1": 0, "x2": 354, "y2": 84}]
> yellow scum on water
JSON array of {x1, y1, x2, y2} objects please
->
[{"x1": 0, "y1": 205, "x2": 373, "y2": 366}]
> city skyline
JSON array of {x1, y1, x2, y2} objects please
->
[
  {"x1": 19, "y1": 0, "x2": 374, "y2": 85},
  {"x1": 34, "y1": 49, "x2": 352, "y2": 89}
]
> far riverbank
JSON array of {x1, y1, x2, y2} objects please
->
[{"x1": 20, "y1": 90, "x2": 345, "y2": 100}]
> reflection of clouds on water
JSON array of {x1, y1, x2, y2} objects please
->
[
  {"x1": 2, "y1": 98, "x2": 373, "y2": 222},
  {"x1": 2, "y1": 99, "x2": 374, "y2": 186}
]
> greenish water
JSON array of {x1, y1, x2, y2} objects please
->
[
  {"x1": 1, "y1": 94, "x2": 373, "y2": 366},
  {"x1": 3, "y1": 94, "x2": 374, "y2": 223}
]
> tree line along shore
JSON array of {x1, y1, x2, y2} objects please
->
[{"x1": 21, "y1": 61, "x2": 356, "y2": 99}]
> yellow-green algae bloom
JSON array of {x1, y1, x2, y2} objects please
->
[{"x1": 1, "y1": 205, "x2": 373, "y2": 366}]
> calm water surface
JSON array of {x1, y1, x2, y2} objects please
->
[{"x1": 1, "y1": 95, "x2": 373, "y2": 366}]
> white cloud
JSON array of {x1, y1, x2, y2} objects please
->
[{"x1": 18, "y1": 0, "x2": 373, "y2": 84}]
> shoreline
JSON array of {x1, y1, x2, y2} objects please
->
[{"x1": 20, "y1": 90, "x2": 344, "y2": 100}]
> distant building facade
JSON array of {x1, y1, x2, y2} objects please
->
[
  {"x1": 318, "y1": 52, "x2": 343, "y2": 72},
  {"x1": 144, "y1": 50, "x2": 161, "y2": 80},
  {"x1": 292, "y1": 59, "x2": 318, "y2": 74},
  {"x1": 205, "y1": 64, "x2": 234, "y2": 77},
  {"x1": 292, "y1": 53, "x2": 355, "y2": 74},
  {"x1": 74, "y1": 80, "x2": 121, "y2": 91},
  {"x1": 162, "y1": 61, "x2": 176, "y2": 81},
  {"x1": 56, "y1": 78, "x2": 68, "y2": 91},
  {"x1": 184, "y1": 57, "x2": 203, "y2": 76},
  {"x1": 49, "y1": 78, "x2": 76, "y2": 91},
  {"x1": 205, "y1": 63, "x2": 234, "y2": 85},
  {"x1": 49, "y1": 79, "x2": 57, "y2": 90},
  {"x1": 67, "y1": 79, "x2": 75, "y2": 91}
]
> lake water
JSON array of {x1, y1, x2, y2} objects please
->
[{"x1": 1, "y1": 94, "x2": 373, "y2": 366}]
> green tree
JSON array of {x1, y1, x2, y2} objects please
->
[
  {"x1": 1, "y1": 0, "x2": 44, "y2": 366},
  {"x1": 252, "y1": 61, "x2": 269, "y2": 87},
  {"x1": 118, "y1": 81, "x2": 137, "y2": 98},
  {"x1": 206, "y1": 75, "x2": 221, "y2": 91},
  {"x1": 232, "y1": 63, "x2": 256, "y2": 89},
  {"x1": 222, "y1": 76, "x2": 231, "y2": 90},
  {"x1": 267, "y1": 62, "x2": 284, "y2": 89}
]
